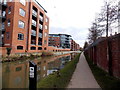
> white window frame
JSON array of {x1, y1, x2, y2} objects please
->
[
  {"x1": 45, "y1": 25, "x2": 47, "y2": 30},
  {"x1": 18, "y1": 20, "x2": 25, "y2": 29},
  {"x1": 46, "y1": 18, "x2": 48, "y2": 22},
  {"x1": 19, "y1": 0, "x2": 26, "y2": 6},
  {"x1": 44, "y1": 33, "x2": 47, "y2": 37},
  {"x1": 19, "y1": 8, "x2": 26, "y2": 17},
  {"x1": 18, "y1": 33, "x2": 24, "y2": 40},
  {"x1": 7, "y1": 19, "x2": 10, "y2": 26}
]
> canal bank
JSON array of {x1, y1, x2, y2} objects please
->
[
  {"x1": 1, "y1": 52, "x2": 79, "y2": 88},
  {"x1": 37, "y1": 53, "x2": 81, "y2": 88},
  {"x1": 1, "y1": 51, "x2": 80, "y2": 63}
]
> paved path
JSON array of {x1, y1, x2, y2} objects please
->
[{"x1": 67, "y1": 53, "x2": 100, "y2": 88}]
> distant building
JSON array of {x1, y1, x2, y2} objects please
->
[
  {"x1": 49, "y1": 34, "x2": 60, "y2": 47},
  {"x1": 49, "y1": 34, "x2": 71, "y2": 49},
  {"x1": 71, "y1": 39, "x2": 80, "y2": 51},
  {"x1": 59, "y1": 34, "x2": 71, "y2": 49}
]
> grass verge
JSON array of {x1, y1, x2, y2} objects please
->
[
  {"x1": 85, "y1": 54, "x2": 120, "y2": 90},
  {"x1": 37, "y1": 53, "x2": 81, "y2": 88}
]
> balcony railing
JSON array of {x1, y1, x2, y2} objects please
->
[
  {"x1": 31, "y1": 30, "x2": 36, "y2": 36},
  {"x1": 39, "y1": 24, "x2": 43, "y2": 30},
  {"x1": 38, "y1": 33, "x2": 42, "y2": 38},
  {"x1": 32, "y1": 20, "x2": 36, "y2": 27},
  {"x1": 32, "y1": 10, "x2": 37, "y2": 17},
  {"x1": 39, "y1": 15, "x2": 43, "y2": 22},
  {"x1": 2, "y1": 1, "x2": 7, "y2": 10},
  {"x1": 2, "y1": 23, "x2": 5, "y2": 29}
]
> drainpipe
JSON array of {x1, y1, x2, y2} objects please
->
[{"x1": 26, "y1": 1, "x2": 31, "y2": 52}]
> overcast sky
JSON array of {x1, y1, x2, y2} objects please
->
[{"x1": 37, "y1": 0, "x2": 111, "y2": 47}]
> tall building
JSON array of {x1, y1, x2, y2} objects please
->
[
  {"x1": 49, "y1": 34, "x2": 71, "y2": 49},
  {"x1": 0, "y1": 0, "x2": 49, "y2": 54}
]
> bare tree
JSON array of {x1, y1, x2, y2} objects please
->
[
  {"x1": 88, "y1": 21, "x2": 103, "y2": 44},
  {"x1": 83, "y1": 41, "x2": 89, "y2": 50},
  {"x1": 97, "y1": 1, "x2": 118, "y2": 37}
]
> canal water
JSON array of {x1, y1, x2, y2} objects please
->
[{"x1": 2, "y1": 53, "x2": 78, "y2": 88}]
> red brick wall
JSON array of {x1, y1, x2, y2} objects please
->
[{"x1": 84, "y1": 34, "x2": 120, "y2": 79}]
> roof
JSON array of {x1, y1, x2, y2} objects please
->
[{"x1": 34, "y1": 0, "x2": 47, "y2": 13}]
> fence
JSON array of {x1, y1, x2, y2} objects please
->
[{"x1": 84, "y1": 33, "x2": 120, "y2": 79}]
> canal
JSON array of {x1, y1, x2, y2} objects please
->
[{"x1": 1, "y1": 53, "x2": 78, "y2": 88}]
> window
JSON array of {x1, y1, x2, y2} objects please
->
[
  {"x1": 38, "y1": 47, "x2": 42, "y2": 50},
  {"x1": 31, "y1": 47, "x2": 36, "y2": 50},
  {"x1": 6, "y1": 32, "x2": 10, "y2": 40},
  {"x1": 16, "y1": 66, "x2": 22, "y2": 71},
  {"x1": 44, "y1": 40, "x2": 47, "y2": 44},
  {"x1": 7, "y1": 19, "x2": 10, "y2": 26},
  {"x1": 44, "y1": 47, "x2": 47, "y2": 50},
  {"x1": 19, "y1": 8, "x2": 25, "y2": 17},
  {"x1": 20, "y1": 0, "x2": 26, "y2": 6},
  {"x1": 8, "y1": 6, "x2": 12, "y2": 14},
  {"x1": 18, "y1": 20, "x2": 25, "y2": 28},
  {"x1": 18, "y1": 33, "x2": 24, "y2": 40},
  {"x1": 46, "y1": 18, "x2": 48, "y2": 22},
  {"x1": 17, "y1": 46, "x2": 23, "y2": 50},
  {"x1": 45, "y1": 25, "x2": 47, "y2": 29},
  {"x1": 44, "y1": 33, "x2": 47, "y2": 37}
]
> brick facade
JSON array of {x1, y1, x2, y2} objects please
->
[
  {"x1": 1, "y1": 0, "x2": 49, "y2": 55},
  {"x1": 84, "y1": 34, "x2": 120, "y2": 78}
]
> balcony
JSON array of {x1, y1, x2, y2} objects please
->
[
  {"x1": 31, "y1": 30, "x2": 36, "y2": 36},
  {"x1": 38, "y1": 42, "x2": 42, "y2": 46},
  {"x1": 31, "y1": 40, "x2": 36, "y2": 45},
  {"x1": 38, "y1": 33, "x2": 42, "y2": 38},
  {"x1": 32, "y1": 10, "x2": 37, "y2": 17},
  {"x1": 2, "y1": 11, "x2": 6, "y2": 22},
  {"x1": 39, "y1": 24, "x2": 43, "y2": 30},
  {"x1": 1, "y1": 23, "x2": 5, "y2": 33},
  {"x1": 32, "y1": 20, "x2": 36, "y2": 27},
  {"x1": 2, "y1": 1, "x2": 7, "y2": 11},
  {"x1": 39, "y1": 15, "x2": 43, "y2": 22}
]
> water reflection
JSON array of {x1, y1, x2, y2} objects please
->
[{"x1": 2, "y1": 53, "x2": 77, "y2": 88}]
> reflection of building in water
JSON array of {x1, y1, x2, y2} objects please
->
[
  {"x1": 71, "y1": 53, "x2": 76, "y2": 60},
  {"x1": 2, "y1": 62, "x2": 29, "y2": 88},
  {"x1": 47, "y1": 59, "x2": 61, "y2": 75},
  {"x1": 2, "y1": 53, "x2": 72, "y2": 88}
]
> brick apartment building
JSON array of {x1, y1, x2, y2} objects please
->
[
  {"x1": 49, "y1": 34, "x2": 71, "y2": 49},
  {"x1": 49, "y1": 34, "x2": 80, "y2": 51},
  {"x1": 0, "y1": 0, "x2": 49, "y2": 54},
  {"x1": 49, "y1": 34, "x2": 60, "y2": 48},
  {"x1": 71, "y1": 39, "x2": 80, "y2": 51}
]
